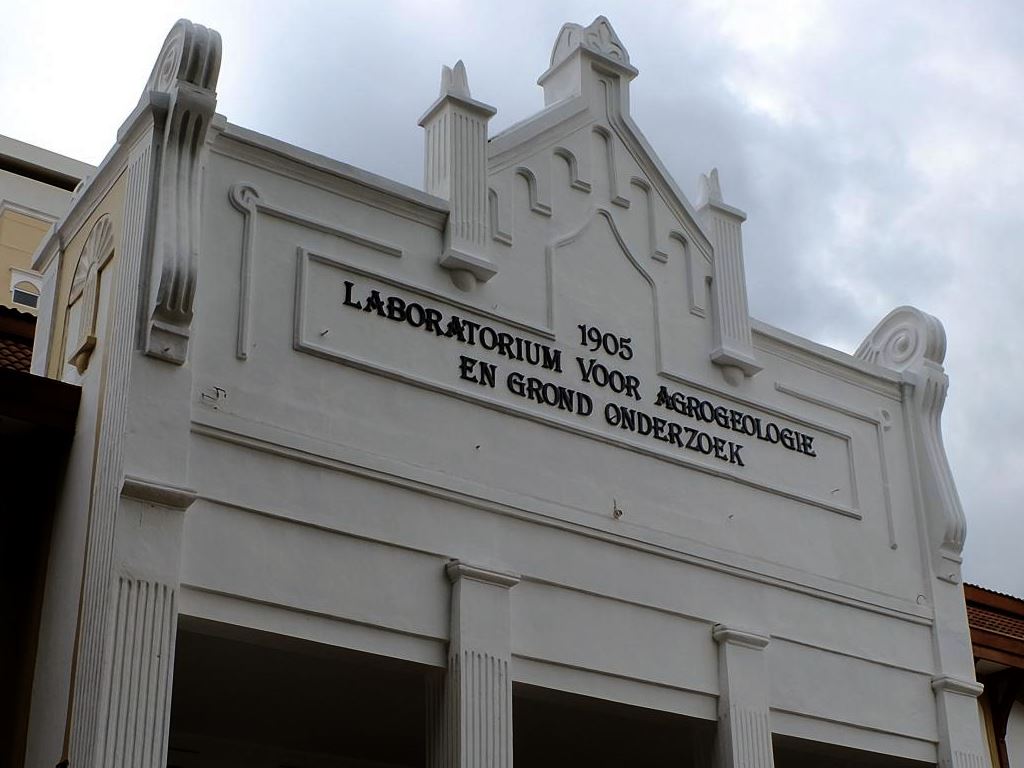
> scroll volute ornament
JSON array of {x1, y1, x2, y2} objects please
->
[
  {"x1": 67, "y1": 215, "x2": 115, "y2": 374},
  {"x1": 142, "y1": 19, "x2": 221, "y2": 364},
  {"x1": 856, "y1": 306, "x2": 966, "y2": 581},
  {"x1": 856, "y1": 305, "x2": 947, "y2": 373}
]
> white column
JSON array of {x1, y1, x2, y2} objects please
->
[
  {"x1": 713, "y1": 624, "x2": 775, "y2": 768},
  {"x1": 429, "y1": 561, "x2": 519, "y2": 768}
]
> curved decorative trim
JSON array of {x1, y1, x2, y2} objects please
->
[
  {"x1": 546, "y1": 208, "x2": 657, "y2": 360},
  {"x1": 631, "y1": 176, "x2": 668, "y2": 262},
  {"x1": 553, "y1": 146, "x2": 591, "y2": 193},
  {"x1": 592, "y1": 125, "x2": 630, "y2": 208},
  {"x1": 856, "y1": 305, "x2": 946, "y2": 373},
  {"x1": 671, "y1": 230, "x2": 707, "y2": 318},
  {"x1": 229, "y1": 183, "x2": 261, "y2": 360},
  {"x1": 514, "y1": 166, "x2": 551, "y2": 217},
  {"x1": 143, "y1": 19, "x2": 222, "y2": 364},
  {"x1": 488, "y1": 188, "x2": 512, "y2": 246}
]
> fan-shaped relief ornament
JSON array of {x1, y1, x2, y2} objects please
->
[{"x1": 67, "y1": 215, "x2": 115, "y2": 374}]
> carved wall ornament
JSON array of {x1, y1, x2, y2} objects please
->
[
  {"x1": 592, "y1": 125, "x2": 630, "y2": 208},
  {"x1": 553, "y1": 146, "x2": 592, "y2": 193},
  {"x1": 631, "y1": 177, "x2": 668, "y2": 263},
  {"x1": 549, "y1": 16, "x2": 631, "y2": 69},
  {"x1": 67, "y1": 215, "x2": 115, "y2": 374},
  {"x1": 142, "y1": 18, "x2": 222, "y2": 364},
  {"x1": 514, "y1": 167, "x2": 552, "y2": 217},
  {"x1": 229, "y1": 183, "x2": 261, "y2": 360},
  {"x1": 855, "y1": 305, "x2": 946, "y2": 373},
  {"x1": 858, "y1": 306, "x2": 964, "y2": 580},
  {"x1": 488, "y1": 188, "x2": 512, "y2": 246}
]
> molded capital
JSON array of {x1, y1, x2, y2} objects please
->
[{"x1": 713, "y1": 624, "x2": 771, "y2": 650}]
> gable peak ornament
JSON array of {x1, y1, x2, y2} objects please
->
[
  {"x1": 439, "y1": 60, "x2": 471, "y2": 100},
  {"x1": 550, "y1": 16, "x2": 631, "y2": 70}
]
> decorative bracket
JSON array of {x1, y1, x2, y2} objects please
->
[
  {"x1": 142, "y1": 19, "x2": 222, "y2": 364},
  {"x1": 857, "y1": 306, "x2": 965, "y2": 582}
]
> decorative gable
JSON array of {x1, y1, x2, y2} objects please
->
[{"x1": 421, "y1": 16, "x2": 761, "y2": 386}]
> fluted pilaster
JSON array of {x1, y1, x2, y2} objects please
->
[
  {"x1": 428, "y1": 561, "x2": 519, "y2": 768},
  {"x1": 713, "y1": 624, "x2": 775, "y2": 768},
  {"x1": 419, "y1": 61, "x2": 498, "y2": 286},
  {"x1": 698, "y1": 169, "x2": 760, "y2": 381},
  {"x1": 99, "y1": 578, "x2": 177, "y2": 768},
  {"x1": 932, "y1": 676, "x2": 992, "y2": 768}
]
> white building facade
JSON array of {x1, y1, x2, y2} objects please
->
[{"x1": 25, "y1": 17, "x2": 991, "y2": 768}]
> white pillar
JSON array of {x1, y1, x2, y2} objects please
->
[
  {"x1": 713, "y1": 624, "x2": 775, "y2": 768},
  {"x1": 429, "y1": 561, "x2": 519, "y2": 768},
  {"x1": 419, "y1": 61, "x2": 498, "y2": 288},
  {"x1": 698, "y1": 169, "x2": 761, "y2": 384},
  {"x1": 932, "y1": 676, "x2": 991, "y2": 768},
  {"x1": 96, "y1": 477, "x2": 194, "y2": 768}
]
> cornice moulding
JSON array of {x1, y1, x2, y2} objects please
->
[
  {"x1": 930, "y1": 675, "x2": 984, "y2": 698},
  {"x1": 121, "y1": 474, "x2": 198, "y2": 510},
  {"x1": 445, "y1": 560, "x2": 521, "y2": 589},
  {"x1": 712, "y1": 624, "x2": 771, "y2": 649},
  {"x1": 752, "y1": 320, "x2": 904, "y2": 396},
  {"x1": 418, "y1": 92, "x2": 497, "y2": 126},
  {"x1": 194, "y1": 408, "x2": 936, "y2": 626},
  {"x1": 216, "y1": 123, "x2": 449, "y2": 228}
]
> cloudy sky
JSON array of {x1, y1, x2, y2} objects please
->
[{"x1": 3, "y1": 1, "x2": 1021, "y2": 594}]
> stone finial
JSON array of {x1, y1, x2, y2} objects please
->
[
  {"x1": 539, "y1": 16, "x2": 638, "y2": 110},
  {"x1": 440, "y1": 60, "x2": 471, "y2": 99},
  {"x1": 419, "y1": 60, "x2": 498, "y2": 289},
  {"x1": 698, "y1": 167, "x2": 723, "y2": 206},
  {"x1": 697, "y1": 168, "x2": 760, "y2": 383},
  {"x1": 549, "y1": 16, "x2": 631, "y2": 69}
]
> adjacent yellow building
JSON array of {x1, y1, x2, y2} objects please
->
[{"x1": 0, "y1": 134, "x2": 93, "y2": 314}]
